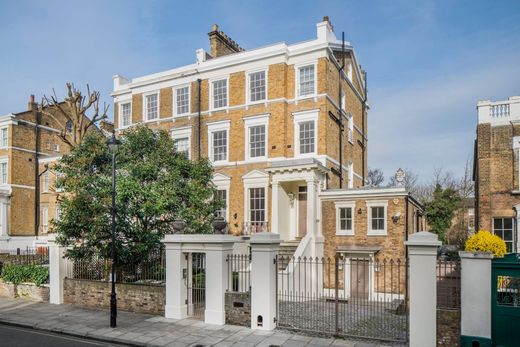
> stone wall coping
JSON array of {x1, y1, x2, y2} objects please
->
[
  {"x1": 404, "y1": 231, "x2": 441, "y2": 247},
  {"x1": 161, "y1": 234, "x2": 237, "y2": 244},
  {"x1": 249, "y1": 232, "x2": 281, "y2": 245},
  {"x1": 459, "y1": 251, "x2": 494, "y2": 259}
]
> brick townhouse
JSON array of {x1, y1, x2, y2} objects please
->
[
  {"x1": 0, "y1": 97, "x2": 72, "y2": 250},
  {"x1": 474, "y1": 96, "x2": 520, "y2": 253},
  {"x1": 112, "y1": 17, "x2": 424, "y2": 286}
]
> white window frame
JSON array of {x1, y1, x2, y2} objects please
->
[
  {"x1": 207, "y1": 120, "x2": 230, "y2": 164},
  {"x1": 0, "y1": 127, "x2": 8, "y2": 148},
  {"x1": 119, "y1": 101, "x2": 132, "y2": 128},
  {"x1": 55, "y1": 172, "x2": 64, "y2": 192},
  {"x1": 246, "y1": 69, "x2": 268, "y2": 105},
  {"x1": 54, "y1": 144, "x2": 60, "y2": 152},
  {"x1": 173, "y1": 84, "x2": 191, "y2": 117},
  {"x1": 492, "y1": 217, "x2": 515, "y2": 253},
  {"x1": 143, "y1": 91, "x2": 160, "y2": 122},
  {"x1": 243, "y1": 171, "x2": 269, "y2": 225},
  {"x1": 42, "y1": 205, "x2": 49, "y2": 233},
  {"x1": 348, "y1": 161, "x2": 354, "y2": 189},
  {"x1": 209, "y1": 77, "x2": 229, "y2": 111},
  {"x1": 0, "y1": 158, "x2": 8, "y2": 185},
  {"x1": 348, "y1": 114, "x2": 354, "y2": 144},
  {"x1": 295, "y1": 62, "x2": 318, "y2": 99},
  {"x1": 244, "y1": 114, "x2": 269, "y2": 162},
  {"x1": 171, "y1": 126, "x2": 192, "y2": 159},
  {"x1": 42, "y1": 171, "x2": 49, "y2": 193},
  {"x1": 366, "y1": 200, "x2": 388, "y2": 236},
  {"x1": 335, "y1": 202, "x2": 355, "y2": 236},
  {"x1": 212, "y1": 173, "x2": 231, "y2": 222},
  {"x1": 55, "y1": 204, "x2": 61, "y2": 222},
  {"x1": 293, "y1": 109, "x2": 319, "y2": 158}
]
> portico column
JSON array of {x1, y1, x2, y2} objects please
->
[
  {"x1": 515, "y1": 204, "x2": 520, "y2": 253},
  {"x1": 306, "y1": 179, "x2": 317, "y2": 238},
  {"x1": 0, "y1": 202, "x2": 6, "y2": 237},
  {"x1": 271, "y1": 181, "x2": 280, "y2": 234}
]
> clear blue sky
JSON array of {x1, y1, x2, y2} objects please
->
[{"x1": 1, "y1": 0, "x2": 519, "y2": 182}]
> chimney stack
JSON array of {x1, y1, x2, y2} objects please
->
[
  {"x1": 208, "y1": 24, "x2": 244, "y2": 58},
  {"x1": 28, "y1": 94, "x2": 36, "y2": 111}
]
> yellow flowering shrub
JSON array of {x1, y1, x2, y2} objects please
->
[{"x1": 465, "y1": 230, "x2": 506, "y2": 257}]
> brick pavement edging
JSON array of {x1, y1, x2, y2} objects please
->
[{"x1": 0, "y1": 297, "x2": 403, "y2": 347}]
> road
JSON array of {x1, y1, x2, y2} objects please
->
[{"x1": 0, "y1": 324, "x2": 129, "y2": 347}]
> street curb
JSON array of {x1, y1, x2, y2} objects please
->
[{"x1": 0, "y1": 319, "x2": 147, "y2": 347}]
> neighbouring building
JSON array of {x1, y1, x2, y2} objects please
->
[
  {"x1": 0, "y1": 96, "x2": 75, "y2": 250},
  {"x1": 474, "y1": 95, "x2": 520, "y2": 253},
  {"x1": 111, "y1": 17, "x2": 424, "y2": 282}
]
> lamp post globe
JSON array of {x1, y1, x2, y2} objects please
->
[{"x1": 107, "y1": 130, "x2": 120, "y2": 328}]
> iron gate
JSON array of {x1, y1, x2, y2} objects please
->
[
  {"x1": 276, "y1": 255, "x2": 408, "y2": 343},
  {"x1": 186, "y1": 253, "x2": 206, "y2": 320}
]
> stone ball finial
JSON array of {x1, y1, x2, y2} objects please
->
[{"x1": 211, "y1": 24, "x2": 219, "y2": 32}]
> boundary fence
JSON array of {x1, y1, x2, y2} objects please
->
[
  {"x1": 67, "y1": 249, "x2": 165, "y2": 286},
  {"x1": 276, "y1": 255, "x2": 408, "y2": 342},
  {"x1": 436, "y1": 259, "x2": 461, "y2": 310}
]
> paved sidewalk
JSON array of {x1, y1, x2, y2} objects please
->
[{"x1": 0, "y1": 298, "x2": 405, "y2": 347}]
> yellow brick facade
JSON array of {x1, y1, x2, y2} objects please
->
[{"x1": 0, "y1": 103, "x2": 74, "y2": 246}]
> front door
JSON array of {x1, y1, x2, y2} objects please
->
[
  {"x1": 298, "y1": 186, "x2": 307, "y2": 238},
  {"x1": 350, "y1": 259, "x2": 369, "y2": 299}
]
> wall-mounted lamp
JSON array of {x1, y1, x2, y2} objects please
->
[
  {"x1": 357, "y1": 208, "x2": 363, "y2": 215},
  {"x1": 392, "y1": 212, "x2": 402, "y2": 224}
]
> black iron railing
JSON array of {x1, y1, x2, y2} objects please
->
[
  {"x1": 436, "y1": 259, "x2": 461, "y2": 310},
  {"x1": 276, "y1": 255, "x2": 408, "y2": 342},
  {"x1": 227, "y1": 253, "x2": 251, "y2": 293}
]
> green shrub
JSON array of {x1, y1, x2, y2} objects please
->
[{"x1": 0, "y1": 264, "x2": 49, "y2": 286}]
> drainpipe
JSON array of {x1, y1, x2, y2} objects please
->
[
  {"x1": 338, "y1": 32, "x2": 345, "y2": 188},
  {"x1": 32, "y1": 95, "x2": 40, "y2": 239},
  {"x1": 197, "y1": 79, "x2": 202, "y2": 159},
  {"x1": 361, "y1": 72, "x2": 367, "y2": 185}
]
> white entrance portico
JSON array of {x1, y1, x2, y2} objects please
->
[{"x1": 267, "y1": 158, "x2": 327, "y2": 242}]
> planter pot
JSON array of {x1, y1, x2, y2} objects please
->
[
  {"x1": 172, "y1": 219, "x2": 186, "y2": 233},
  {"x1": 212, "y1": 218, "x2": 228, "y2": 234}
]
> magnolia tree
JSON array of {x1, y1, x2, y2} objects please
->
[{"x1": 53, "y1": 126, "x2": 222, "y2": 264}]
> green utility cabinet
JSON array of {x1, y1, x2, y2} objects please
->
[{"x1": 492, "y1": 253, "x2": 520, "y2": 347}]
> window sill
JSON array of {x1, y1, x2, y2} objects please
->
[
  {"x1": 143, "y1": 118, "x2": 160, "y2": 124},
  {"x1": 212, "y1": 161, "x2": 230, "y2": 167},
  {"x1": 511, "y1": 190, "x2": 520, "y2": 195},
  {"x1": 210, "y1": 107, "x2": 229, "y2": 113},
  {"x1": 173, "y1": 113, "x2": 190, "y2": 119},
  {"x1": 246, "y1": 100, "x2": 267, "y2": 107},
  {"x1": 367, "y1": 231, "x2": 387, "y2": 236},
  {"x1": 296, "y1": 94, "x2": 317, "y2": 101},
  {"x1": 245, "y1": 156, "x2": 268, "y2": 163},
  {"x1": 336, "y1": 231, "x2": 354, "y2": 236},
  {"x1": 295, "y1": 153, "x2": 318, "y2": 159}
]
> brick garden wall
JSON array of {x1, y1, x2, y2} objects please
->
[
  {"x1": 0, "y1": 279, "x2": 49, "y2": 301},
  {"x1": 437, "y1": 309, "x2": 461, "y2": 347},
  {"x1": 63, "y1": 278, "x2": 165, "y2": 315}
]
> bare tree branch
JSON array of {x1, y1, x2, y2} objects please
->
[{"x1": 40, "y1": 83, "x2": 108, "y2": 148}]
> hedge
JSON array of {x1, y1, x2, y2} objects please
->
[{"x1": 0, "y1": 264, "x2": 49, "y2": 286}]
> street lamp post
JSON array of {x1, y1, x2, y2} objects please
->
[{"x1": 107, "y1": 131, "x2": 120, "y2": 328}]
